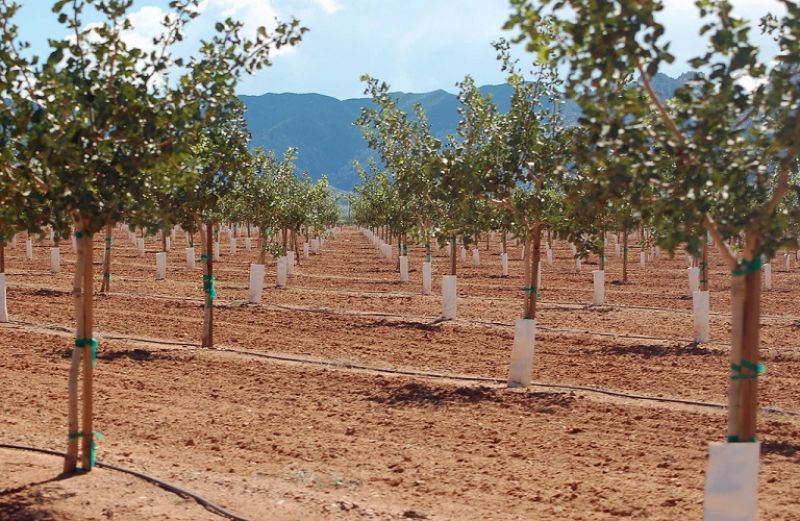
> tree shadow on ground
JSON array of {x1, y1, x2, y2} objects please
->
[
  {"x1": 98, "y1": 348, "x2": 170, "y2": 362},
  {"x1": 370, "y1": 383, "x2": 579, "y2": 412},
  {"x1": 761, "y1": 440, "x2": 800, "y2": 459},
  {"x1": 32, "y1": 288, "x2": 69, "y2": 297},
  {"x1": 353, "y1": 318, "x2": 441, "y2": 332},
  {"x1": 521, "y1": 391, "x2": 577, "y2": 410},
  {"x1": 606, "y1": 342, "x2": 722, "y2": 358},
  {"x1": 58, "y1": 347, "x2": 168, "y2": 363},
  {"x1": 369, "y1": 383, "x2": 501, "y2": 406},
  {"x1": 0, "y1": 475, "x2": 76, "y2": 521}
]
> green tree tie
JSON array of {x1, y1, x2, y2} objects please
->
[
  {"x1": 731, "y1": 256, "x2": 763, "y2": 277},
  {"x1": 730, "y1": 360, "x2": 765, "y2": 380},
  {"x1": 75, "y1": 338, "x2": 98, "y2": 367}
]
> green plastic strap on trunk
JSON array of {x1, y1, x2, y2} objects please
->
[
  {"x1": 67, "y1": 431, "x2": 104, "y2": 469},
  {"x1": 103, "y1": 273, "x2": 111, "y2": 281},
  {"x1": 731, "y1": 256, "x2": 764, "y2": 277},
  {"x1": 523, "y1": 287, "x2": 537, "y2": 293},
  {"x1": 428, "y1": 255, "x2": 433, "y2": 263},
  {"x1": 75, "y1": 338, "x2": 98, "y2": 367},
  {"x1": 730, "y1": 360, "x2": 765, "y2": 380},
  {"x1": 75, "y1": 231, "x2": 93, "y2": 238},
  {"x1": 89, "y1": 439, "x2": 97, "y2": 468},
  {"x1": 203, "y1": 275, "x2": 217, "y2": 303},
  {"x1": 727, "y1": 435, "x2": 758, "y2": 443},
  {"x1": 105, "y1": 238, "x2": 113, "y2": 245}
]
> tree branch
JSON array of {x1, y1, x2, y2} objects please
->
[
  {"x1": 636, "y1": 61, "x2": 687, "y2": 149},
  {"x1": 762, "y1": 152, "x2": 795, "y2": 219},
  {"x1": 703, "y1": 214, "x2": 737, "y2": 270}
]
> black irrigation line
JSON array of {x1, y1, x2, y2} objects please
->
[
  {"x1": 10, "y1": 280, "x2": 800, "y2": 357},
  {"x1": 6, "y1": 319, "x2": 799, "y2": 419},
  {"x1": 210, "y1": 346, "x2": 799, "y2": 418},
  {"x1": 0, "y1": 443, "x2": 250, "y2": 521},
  {"x1": 12, "y1": 266, "x2": 800, "y2": 323}
]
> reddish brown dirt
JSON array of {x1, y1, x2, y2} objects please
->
[{"x1": 1, "y1": 228, "x2": 799, "y2": 520}]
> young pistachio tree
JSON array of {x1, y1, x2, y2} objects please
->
[
  {"x1": 350, "y1": 160, "x2": 406, "y2": 258},
  {"x1": 507, "y1": 0, "x2": 800, "y2": 447},
  {"x1": 478, "y1": 40, "x2": 573, "y2": 321},
  {"x1": 426, "y1": 76, "x2": 498, "y2": 276},
  {"x1": 5, "y1": 0, "x2": 305, "y2": 472},
  {"x1": 0, "y1": 14, "x2": 50, "y2": 317},
  {"x1": 352, "y1": 160, "x2": 415, "y2": 268},
  {"x1": 305, "y1": 176, "x2": 340, "y2": 240},
  {"x1": 351, "y1": 164, "x2": 388, "y2": 232},
  {"x1": 275, "y1": 163, "x2": 329, "y2": 260},
  {"x1": 357, "y1": 76, "x2": 442, "y2": 262},
  {"x1": 225, "y1": 147, "x2": 288, "y2": 265},
  {"x1": 182, "y1": 98, "x2": 253, "y2": 348}
]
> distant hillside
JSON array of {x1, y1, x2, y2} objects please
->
[{"x1": 240, "y1": 73, "x2": 689, "y2": 191}]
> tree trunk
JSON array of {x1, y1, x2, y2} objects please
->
[
  {"x1": 728, "y1": 267, "x2": 762, "y2": 442},
  {"x1": 282, "y1": 228, "x2": 288, "y2": 251},
  {"x1": 622, "y1": 229, "x2": 629, "y2": 284},
  {"x1": 501, "y1": 232, "x2": 507, "y2": 254},
  {"x1": 739, "y1": 271, "x2": 761, "y2": 442},
  {"x1": 450, "y1": 236, "x2": 457, "y2": 276},
  {"x1": 202, "y1": 223, "x2": 214, "y2": 348},
  {"x1": 524, "y1": 224, "x2": 542, "y2": 320},
  {"x1": 522, "y1": 237, "x2": 532, "y2": 318},
  {"x1": 101, "y1": 224, "x2": 112, "y2": 293},
  {"x1": 259, "y1": 229, "x2": 267, "y2": 265},
  {"x1": 293, "y1": 230, "x2": 301, "y2": 266},
  {"x1": 396, "y1": 234, "x2": 402, "y2": 272},
  {"x1": 65, "y1": 221, "x2": 95, "y2": 472},
  {"x1": 79, "y1": 225, "x2": 95, "y2": 471},
  {"x1": 599, "y1": 229, "x2": 606, "y2": 271},
  {"x1": 701, "y1": 239, "x2": 709, "y2": 292},
  {"x1": 161, "y1": 229, "x2": 167, "y2": 252},
  {"x1": 0, "y1": 239, "x2": 5, "y2": 273},
  {"x1": 65, "y1": 226, "x2": 84, "y2": 473}
]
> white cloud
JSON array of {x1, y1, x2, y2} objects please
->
[
  {"x1": 311, "y1": 0, "x2": 344, "y2": 14},
  {"x1": 193, "y1": 0, "x2": 301, "y2": 57},
  {"x1": 197, "y1": 0, "x2": 279, "y2": 27},
  {"x1": 124, "y1": 6, "x2": 171, "y2": 53}
]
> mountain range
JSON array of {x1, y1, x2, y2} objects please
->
[{"x1": 240, "y1": 72, "x2": 693, "y2": 192}]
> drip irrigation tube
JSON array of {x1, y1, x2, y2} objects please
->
[
  {"x1": 4, "y1": 320, "x2": 800, "y2": 420},
  {"x1": 0, "y1": 443, "x2": 250, "y2": 521},
  {"x1": 212, "y1": 346, "x2": 799, "y2": 418}
]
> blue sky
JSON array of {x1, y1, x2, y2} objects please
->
[{"x1": 14, "y1": 0, "x2": 785, "y2": 99}]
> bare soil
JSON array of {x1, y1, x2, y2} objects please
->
[{"x1": 1, "y1": 228, "x2": 799, "y2": 520}]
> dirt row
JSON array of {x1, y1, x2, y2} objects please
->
[
  {"x1": 2, "y1": 327, "x2": 800, "y2": 520},
  {"x1": 1, "y1": 226, "x2": 799, "y2": 520}
]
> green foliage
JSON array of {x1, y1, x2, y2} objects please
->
[
  {"x1": 473, "y1": 38, "x2": 576, "y2": 245},
  {"x1": 507, "y1": 0, "x2": 800, "y2": 262},
  {"x1": 0, "y1": 0, "x2": 306, "y2": 239},
  {"x1": 356, "y1": 76, "x2": 441, "y2": 242}
]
